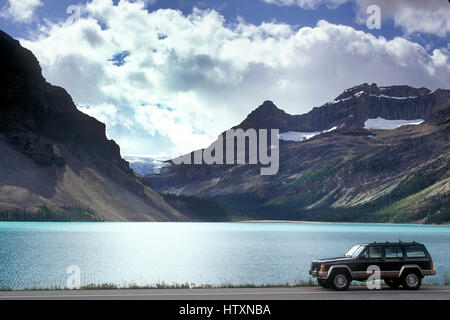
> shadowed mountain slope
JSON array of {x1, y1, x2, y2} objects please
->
[{"x1": 0, "y1": 30, "x2": 186, "y2": 222}]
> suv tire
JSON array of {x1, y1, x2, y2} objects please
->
[
  {"x1": 317, "y1": 279, "x2": 330, "y2": 288},
  {"x1": 402, "y1": 271, "x2": 422, "y2": 290},
  {"x1": 331, "y1": 272, "x2": 350, "y2": 291},
  {"x1": 384, "y1": 278, "x2": 401, "y2": 289}
]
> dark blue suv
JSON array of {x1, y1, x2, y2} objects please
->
[{"x1": 309, "y1": 241, "x2": 436, "y2": 291}]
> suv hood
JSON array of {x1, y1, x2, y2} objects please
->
[{"x1": 312, "y1": 256, "x2": 355, "y2": 264}]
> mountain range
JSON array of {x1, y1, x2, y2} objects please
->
[
  {"x1": 148, "y1": 84, "x2": 450, "y2": 224},
  {"x1": 1, "y1": 28, "x2": 448, "y2": 223}
]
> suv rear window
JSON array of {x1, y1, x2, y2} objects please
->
[{"x1": 404, "y1": 245, "x2": 427, "y2": 258}]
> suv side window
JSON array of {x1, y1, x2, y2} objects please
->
[
  {"x1": 385, "y1": 246, "x2": 403, "y2": 259},
  {"x1": 404, "y1": 245, "x2": 427, "y2": 258},
  {"x1": 362, "y1": 246, "x2": 383, "y2": 259}
]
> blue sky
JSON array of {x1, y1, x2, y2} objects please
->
[{"x1": 0, "y1": 0, "x2": 448, "y2": 158}]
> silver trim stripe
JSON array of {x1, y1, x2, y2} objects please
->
[{"x1": 311, "y1": 266, "x2": 436, "y2": 280}]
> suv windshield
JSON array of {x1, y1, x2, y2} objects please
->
[{"x1": 345, "y1": 244, "x2": 365, "y2": 257}]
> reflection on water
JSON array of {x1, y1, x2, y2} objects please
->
[{"x1": 0, "y1": 222, "x2": 449, "y2": 289}]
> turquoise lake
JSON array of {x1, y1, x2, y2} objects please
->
[{"x1": 0, "y1": 222, "x2": 449, "y2": 290}]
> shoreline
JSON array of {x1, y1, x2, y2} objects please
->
[
  {"x1": 238, "y1": 219, "x2": 449, "y2": 226},
  {"x1": 0, "y1": 220, "x2": 448, "y2": 226}
]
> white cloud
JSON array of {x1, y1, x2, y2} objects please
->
[
  {"x1": 0, "y1": 0, "x2": 43, "y2": 23},
  {"x1": 262, "y1": 0, "x2": 450, "y2": 38},
  {"x1": 20, "y1": 0, "x2": 449, "y2": 158}
]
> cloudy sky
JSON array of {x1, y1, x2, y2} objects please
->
[{"x1": 0, "y1": 0, "x2": 449, "y2": 158}]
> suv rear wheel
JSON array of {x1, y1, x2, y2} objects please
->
[
  {"x1": 402, "y1": 271, "x2": 422, "y2": 290},
  {"x1": 317, "y1": 279, "x2": 330, "y2": 288},
  {"x1": 384, "y1": 278, "x2": 401, "y2": 289},
  {"x1": 331, "y1": 272, "x2": 350, "y2": 291}
]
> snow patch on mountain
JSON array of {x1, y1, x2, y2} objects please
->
[
  {"x1": 364, "y1": 118, "x2": 424, "y2": 130},
  {"x1": 323, "y1": 126, "x2": 337, "y2": 133},
  {"x1": 279, "y1": 131, "x2": 321, "y2": 142},
  {"x1": 368, "y1": 94, "x2": 419, "y2": 100},
  {"x1": 279, "y1": 126, "x2": 337, "y2": 142},
  {"x1": 333, "y1": 93, "x2": 420, "y2": 105}
]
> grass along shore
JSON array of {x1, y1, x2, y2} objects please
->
[
  {"x1": 0, "y1": 279, "x2": 316, "y2": 291},
  {"x1": 1, "y1": 277, "x2": 450, "y2": 291}
]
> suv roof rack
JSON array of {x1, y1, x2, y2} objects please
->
[{"x1": 367, "y1": 240, "x2": 422, "y2": 245}]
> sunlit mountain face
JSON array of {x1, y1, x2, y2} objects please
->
[{"x1": 147, "y1": 86, "x2": 450, "y2": 224}]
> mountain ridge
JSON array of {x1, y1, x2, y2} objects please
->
[
  {"x1": 236, "y1": 83, "x2": 449, "y2": 133},
  {"x1": 148, "y1": 84, "x2": 450, "y2": 224}
]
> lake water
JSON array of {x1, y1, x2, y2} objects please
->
[{"x1": 0, "y1": 222, "x2": 449, "y2": 290}]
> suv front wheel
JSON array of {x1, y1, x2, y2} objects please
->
[
  {"x1": 402, "y1": 271, "x2": 422, "y2": 290},
  {"x1": 331, "y1": 272, "x2": 350, "y2": 291}
]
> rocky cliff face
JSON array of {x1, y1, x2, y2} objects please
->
[
  {"x1": 0, "y1": 30, "x2": 186, "y2": 221},
  {"x1": 148, "y1": 84, "x2": 450, "y2": 224},
  {"x1": 237, "y1": 83, "x2": 449, "y2": 132}
]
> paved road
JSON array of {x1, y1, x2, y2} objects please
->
[{"x1": 0, "y1": 286, "x2": 449, "y2": 300}]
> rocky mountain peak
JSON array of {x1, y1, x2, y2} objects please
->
[
  {"x1": 252, "y1": 100, "x2": 283, "y2": 114},
  {"x1": 234, "y1": 100, "x2": 294, "y2": 131},
  {"x1": 334, "y1": 82, "x2": 431, "y2": 102},
  {"x1": 378, "y1": 85, "x2": 431, "y2": 98},
  {"x1": 334, "y1": 83, "x2": 380, "y2": 101},
  {"x1": 260, "y1": 100, "x2": 277, "y2": 109},
  {"x1": 0, "y1": 29, "x2": 129, "y2": 172},
  {"x1": 0, "y1": 30, "x2": 45, "y2": 87}
]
